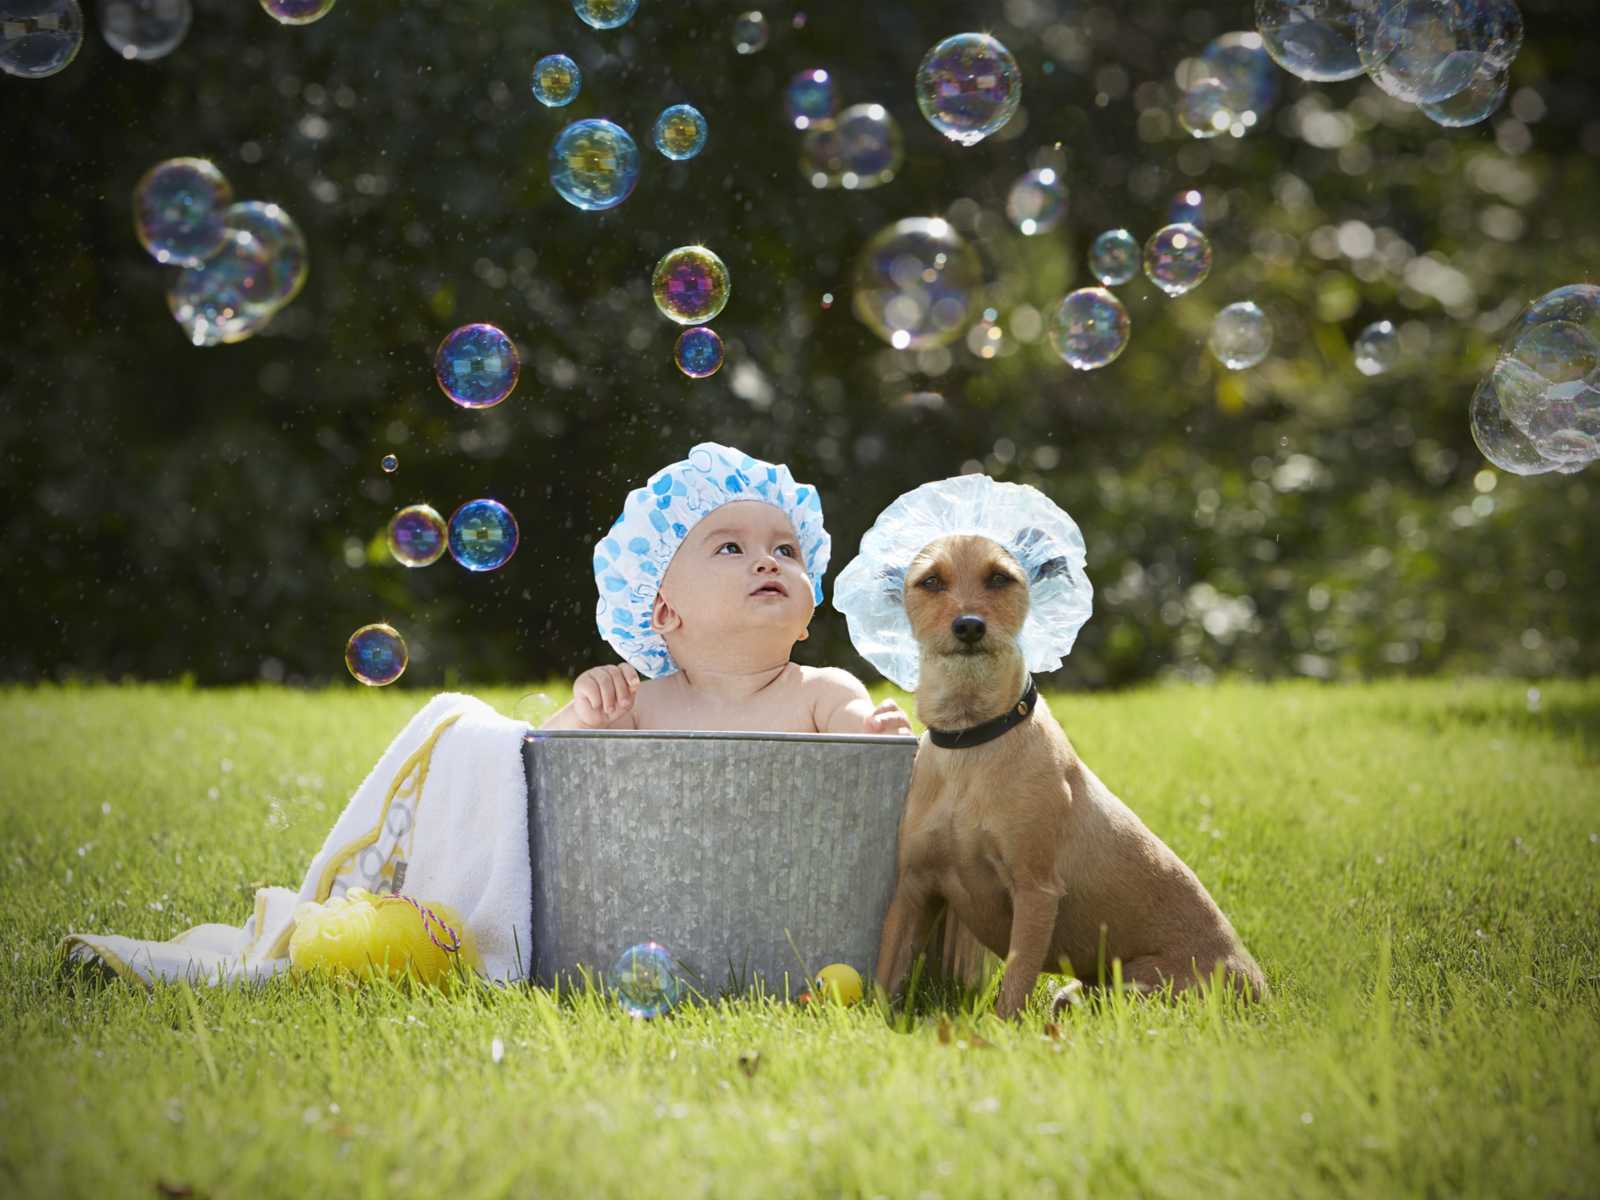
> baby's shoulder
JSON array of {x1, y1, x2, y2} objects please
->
[{"x1": 794, "y1": 664, "x2": 871, "y2": 700}]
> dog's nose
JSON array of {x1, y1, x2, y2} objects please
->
[{"x1": 951, "y1": 615, "x2": 986, "y2": 644}]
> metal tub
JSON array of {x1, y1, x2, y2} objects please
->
[{"x1": 523, "y1": 729, "x2": 918, "y2": 997}]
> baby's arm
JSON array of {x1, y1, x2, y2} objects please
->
[
  {"x1": 809, "y1": 667, "x2": 915, "y2": 735},
  {"x1": 541, "y1": 664, "x2": 641, "y2": 730}
]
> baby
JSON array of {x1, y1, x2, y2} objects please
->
[{"x1": 542, "y1": 442, "x2": 913, "y2": 735}]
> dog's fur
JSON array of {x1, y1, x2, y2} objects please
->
[{"x1": 875, "y1": 534, "x2": 1268, "y2": 1019}]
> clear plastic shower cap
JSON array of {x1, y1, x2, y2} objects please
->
[{"x1": 831, "y1": 473, "x2": 1093, "y2": 691}]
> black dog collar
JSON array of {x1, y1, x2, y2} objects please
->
[{"x1": 926, "y1": 675, "x2": 1038, "y2": 749}]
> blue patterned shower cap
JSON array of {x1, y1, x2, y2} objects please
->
[
  {"x1": 593, "y1": 442, "x2": 831, "y2": 677},
  {"x1": 832, "y1": 474, "x2": 1093, "y2": 692}
]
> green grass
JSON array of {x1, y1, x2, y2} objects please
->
[{"x1": 2, "y1": 679, "x2": 1597, "y2": 1198}]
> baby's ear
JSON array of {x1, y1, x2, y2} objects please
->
[{"x1": 650, "y1": 592, "x2": 681, "y2": 634}]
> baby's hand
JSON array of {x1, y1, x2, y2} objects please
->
[
  {"x1": 572, "y1": 664, "x2": 640, "y2": 728},
  {"x1": 863, "y1": 699, "x2": 914, "y2": 736}
]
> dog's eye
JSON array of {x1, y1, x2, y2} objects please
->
[
  {"x1": 987, "y1": 572, "x2": 1013, "y2": 588},
  {"x1": 916, "y1": 575, "x2": 943, "y2": 591}
]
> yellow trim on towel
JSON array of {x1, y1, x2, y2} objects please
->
[
  {"x1": 60, "y1": 936, "x2": 144, "y2": 986},
  {"x1": 313, "y1": 711, "x2": 464, "y2": 902}
]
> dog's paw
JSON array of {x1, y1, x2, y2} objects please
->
[{"x1": 1049, "y1": 979, "x2": 1086, "y2": 1019}]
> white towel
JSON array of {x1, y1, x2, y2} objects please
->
[{"x1": 59, "y1": 693, "x2": 534, "y2": 988}]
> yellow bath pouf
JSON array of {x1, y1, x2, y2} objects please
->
[{"x1": 289, "y1": 887, "x2": 482, "y2": 987}]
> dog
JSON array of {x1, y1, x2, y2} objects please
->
[{"x1": 874, "y1": 533, "x2": 1268, "y2": 1019}]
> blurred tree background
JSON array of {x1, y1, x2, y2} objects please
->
[{"x1": 2, "y1": 0, "x2": 1596, "y2": 690}]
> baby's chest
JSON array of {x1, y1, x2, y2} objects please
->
[{"x1": 635, "y1": 691, "x2": 818, "y2": 733}]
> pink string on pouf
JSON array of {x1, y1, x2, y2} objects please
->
[{"x1": 391, "y1": 894, "x2": 463, "y2": 954}]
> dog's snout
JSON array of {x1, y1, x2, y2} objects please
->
[{"x1": 951, "y1": 615, "x2": 986, "y2": 644}]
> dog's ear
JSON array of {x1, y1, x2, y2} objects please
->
[
  {"x1": 880, "y1": 564, "x2": 907, "y2": 601},
  {"x1": 1010, "y1": 527, "x2": 1069, "y2": 583}
]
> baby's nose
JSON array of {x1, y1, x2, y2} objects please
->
[{"x1": 951, "y1": 615, "x2": 986, "y2": 644}]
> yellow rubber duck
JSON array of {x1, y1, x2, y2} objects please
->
[{"x1": 289, "y1": 887, "x2": 482, "y2": 987}]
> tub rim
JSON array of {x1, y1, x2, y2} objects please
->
[{"x1": 523, "y1": 729, "x2": 919, "y2": 746}]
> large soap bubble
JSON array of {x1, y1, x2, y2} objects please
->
[
  {"x1": 852, "y1": 217, "x2": 982, "y2": 351},
  {"x1": 1469, "y1": 362, "x2": 1559, "y2": 477},
  {"x1": 448, "y1": 499, "x2": 520, "y2": 572},
  {"x1": 1143, "y1": 223, "x2": 1212, "y2": 297},
  {"x1": 799, "y1": 103, "x2": 903, "y2": 190},
  {"x1": 1005, "y1": 168, "x2": 1066, "y2": 236},
  {"x1": 1357, "y1": 0, "x2": 1480, "y2": 105},
  {"x1": 1469, "y1": 0, "x2": 1523, "y2": 71},
  {"x1": 260, "y1": 0, "x2": 336, "y2": 26},
  {"x1": 573, "y1": 0, "x2": 635, "y2": 31},
  {"x1": 1178, "y1": 78, "x2": 1233, "y2": 139},
  {"x1": 1200, "y1": 31, "x2": 1279, "y2": 126},
  {"x1": 785, "y1": 68, "x2": 836, "y2": 129},
  {"x1": 98, "y1": 0, "x2": 189, "y2": 60},
  {"x1": 435, "y1": 323, "x2": 520, "y2": 409},
  {"x1": 1209, "y1": 301, "x2": 1273, "y2": 370},
  {"x1": 224, "y1": 201, "x2": 308, "y2": 314},
  {"x1": 914, "y1": 32, "x2": 1021, "y2": 147},
  {"x1": 549, "y1": 118, "x2": 640, "y2": 211},
  {"x1": 608, "y1": 942, "x2": 686, "y2": 1018},
  {"x1": 531, "y1": 53, "x2": 581, "y2": 107},
  {"x1": 1050, "y1": 288, "x2": 1131, "y2": 371},
  {"x1": 167, "y1": 230, "x2": 276, "y2": 346},
  {"x1": 652, "y1": 246, "x2": 730, "y2": 325},
  {"x1": 1089, "y1": 229, "x2": 1140, "y2": 287},
  {"x1": 653, "y1": 104, "x2": 708, "y2": 160},
  {"x1": 388, "y1": 503, "x2": 448, "y2": 568},
  {"x1": 1255, "y1": 0, "x2": 1364, "y2": 81},
  {"x1": 1420, "y1": 62, "x2": 1507, "y2": 127},
  {"x1": 345, "y1": 623, "x2": 408, "y2": 687},
  {"x1": 135, "y1": 157, "x2": 233, "y2": 267},
  {"x1": 1, "y1": 0, "x2": 83, "y2": 77}
]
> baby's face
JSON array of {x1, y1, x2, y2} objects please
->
[{"x1": 654, "y1": 500, "x2": 814, "y2": 646}]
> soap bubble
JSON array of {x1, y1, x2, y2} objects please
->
[
  {"x1": 388, "y1": 504, "x2": 448, "y2": 568},
  {"x1": 1050, "y1": 287, "x2": 1131, "y2": 371},
  {"x1": 852, "y1": 217, "x2": 982, "y2": 351},
  {"x1": 448, "y1": 499, "x2": 520, "y2": 572},
  {"x1": 434, "y1": 323, "x2": 520, "y2": 409},
  {"x1": 549, "y1": 118, "x2": 640, "y2": 212},
  {"x1": 167, "y1": 230, "x2": 277, "y2": 347},
  {"x1": 674, "y1": 326, "x2": 724, "y2": 378},
  {"x1": 98, "y1": 0, "x2": 188, "y2": 60},
  {"x1": 652, "y1": 103, "x2": 708, "y2": 160},
  {"x1": 1357, "y1": 0, "x2": 1479, "y2": 105},
  {"x1": 1089, "y1": 229, "x2": 1140, "y2": 287},
  {"x1": 1510, "y1": 284, "x2": 1600, "y2": 344},
  {"x1": 732, "y1": 9, "x2": 767, "y2": 54},
  {"x1": 1469, "y1": 0, "x2": 1523, "y2": 71},
  {"x1": 381, "y1": 454, "x2": 398, "y2": 474},
  {"x1": 1419, "y1": 62, "x2": 1507, "y2": 126},
  {"x1": 785, "y1": 68, "x2": 836, "y2": 129},
  {"x1": 1005, "y1": 168, "x2": 1066, "y2": 236},
  {"x1": 1168, "y1": 188, "x2": 1207, "y2": 228},
  {"x1": 134, "y1": 157, "x2": 232, "y2": 267},
  {"x1": 572, "y1": 0, "x2": 635, "y2": 31},
  {"x1": 531, "y1": 53, "x2": 581, "y2": 107},
  {"x1": 608, "y1": 942, "x2": 685, "y2": 1018},
  {"x1": 651, "y1": 246, "x2": 731, "y2": 325},
  {"x1": 1, "y1": 0, "x2": 83, "y2": 77},
  {"x1": 1510, "y1": 321, "x2": 1600, "y2": 390},
  {"x1": 1209, "y1": 301, "x2": 1273, "y2": 370},
  {"x1": 1200, "y1": 31, "x2": 1279, "y2": 125},
  {"x1": 1469, "y1": 362, "x2": 1558, "y2": 476},
  {"x1": 914, "y1": 32, "x2": 1021, "y2": 147},
  {"x1": 345, "y1": 624, "x2": 407, "y2": 686},
  {"x1": 1255, "y1": 0, "x2": 1364, "y2": 81},
  {"x1": 260, "y1": 0, "x2": 335, "y2": 26},
  {"x1": 1178, "y1": 78, "x2": 1233, "y2": 138},
  {"x1": 224, "y1": 201, "x2": 308, "y2": 314},
  {"x1": 1354, "y1": 320, "x2": 1400, "y2": 375},
  {"x1": 1493, "y1": 345, "x2": 1600, "y2": 463},
  {"x1": 1143, "y1": 223, "x2": 1212, "y2": 297},
  {"x1": 799, "y1": 103, "x2": 903, "y2": 190}
]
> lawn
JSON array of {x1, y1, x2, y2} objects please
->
[{"x1": 1, "y1": 679, "x2": 1597, "y2": 1198}]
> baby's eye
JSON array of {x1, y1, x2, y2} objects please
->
[
  {"x1": 777, "y1": 543, "x2": 798, "y2": 558},
  {"x1": 716, "y1": 542, "x2": 741, "y2": 555}
]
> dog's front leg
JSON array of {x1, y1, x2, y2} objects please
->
[
  {"x1": 995, "y1": 887, "x2": 1063, "y2": 1019},
  {"x1": 874, "y1": 877, "x2": 941, "y2": 1001}
]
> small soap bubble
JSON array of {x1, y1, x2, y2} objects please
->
[
  {"x1": 1200, "y1": 31, "x2": 1278, "y2": 125},
  {"x1": 345, "y1": 623, "x2": 407, "y2": 687},
  {"x1": 1470, "y1": 0, "x2": 1523, "y2": 72},
  {"x1": 224, "y1": 201, "x2": 308, "y2": 314},
  {"x1": 1357, "y1": 0, "x2": 1479, "y2": 105},
  {"x1": 531, "y1": 53, "x2": 581, "y2": 107},
  {"x1": 549, "y1": 118, "x2": 640, "y2": 211},
  {"x1": 652, "y1": 103, "x2": 708, "y2": 160},
  {"x1": 448, "y1": 498, "x2": 520, "y2": 572},
  {"x1": 572, "y1": 0, "x2": 635, "y2": 31},
  {"x1": 1005, "y1": 168, "x2": 1066, "y2": 236},
  {"x1": 98, "y1": 0, "x2": 189, "y2": 61},
  {"x1": 651, "y1": 246, "x2": 731, "y2": 325},
  {"x1": 434, "y1": 323, "x2": 520, "y2": 409},
  {"x1": 1178, "y1": 78, "x2": 1233, "y2": 138},
  {"x1": 1510, "y1": 284, "x2": 1600, "y2": 345},
  {"x1": 799, "y1": 103, "x2": 902, "y2": 190},
  {"x1": 1209, "y1": 301, "x2": 1273, "y2": 370},
  {"x1": 1050, "y1": 287, "x2": 1130, "y2": 371},
  {"x1": 1469, "y1": 363, "x2": 1558, "y2": 476},
  {"x1": 260, "y1": 0, "x2": 336, "y2": 26},
  {"x1": 1, "y1": 0, "x2": 84, "y2": 77},
  {"x1": 1255, "y1": 0, "x2": 1364, "y2": 82},
  {"x1": 1143, "y1": 223, "x2": 1212, "y2": 297},
  {"x1": 1088, "y1": 229, "x2": 1140, "y2": 287},
  {"x1": 851, "y1": 217, "x2": 982, "y2": 351},
  {"x1": 786, "y1": 68, "x2": 836, "y2": 130},
  {"x1": 1354, "y1": 320, "x2": 1400, "y2": 375},
  {"x1": 674, "y1": 326, "x2": 724, "y2": 378},
  {"x1": 167, "y1": 229, "x2": 277, "y2": 347},
  {"x1": 134, "y1": 157, "x2": 233, "y2": 267},
  {"x1": 381, "y1": 454, "x2": 398, "y2": 474},
  {"x1": 1420, "y1": 63, "x2": 1507, "y2": 127},
  {"x1": 608, "y1": 942, "x2": 686, "y2": 1018},
  {"x1": 915, "y1": 32, "x2": 1021, "y2": 146},
  {"x1": 732, "y1": 10, "x2": 767, "y2": 54},
  {"x1": 388, "y1": 503, "x2": 448, "y2": 568},
  {"x1": 1168, "y1": 188, "x2": 1206, "y2": 228}
]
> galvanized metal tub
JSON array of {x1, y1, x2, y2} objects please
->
[{"x1": 522, "y1": 729, "x2": 919, "y2": 997}]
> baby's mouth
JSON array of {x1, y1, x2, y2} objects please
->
[{"x1": 749, "y1": 582, "x2": 788, "y2": 598}]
